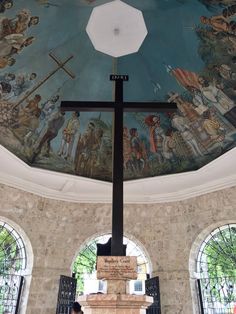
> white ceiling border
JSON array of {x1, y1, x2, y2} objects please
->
[{"x1": 0, "y1": 145, "x2": 236, "y2": 204}]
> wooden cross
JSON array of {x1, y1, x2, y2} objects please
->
[
  {"x1": 61, "y1": 75, "x2": 177, "y2": 256},
  {"x1": 49, "y1": 53, "x2": 75, "y2": 79}
]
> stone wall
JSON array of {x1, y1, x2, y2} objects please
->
[{"x1": 0, "y1": 183, "x2": 236, "y2": 314}]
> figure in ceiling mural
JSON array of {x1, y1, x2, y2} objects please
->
[
  {"x1": 0, "y1": 0, "x2": 236, "y2": 182},
  {"x1": 0, "y1": 71, "x2": 37, "y2": 100},
  {"x1": 74, "y1": 118, "x2": 111, "y2": 179},
  {"x1": 0, "y1": 0, "x2": 13, "y2": 14},
  {"x1": 0, "y1": 8, "x2": 39, "y2": 68},
  {"x1": 58, "y1": 111, "x2": 80, "y2": 160}
]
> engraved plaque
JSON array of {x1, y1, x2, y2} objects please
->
[
  {"x1": 97, "y1": 256, "x2": 137, "y2": 280},
  {"x1": 110, "y1": 74, "x2": 129, "y2": 81}
]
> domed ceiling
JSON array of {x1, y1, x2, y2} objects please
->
[{"x1": 0, "y1": 0, "x2": 236, "y2": 182}]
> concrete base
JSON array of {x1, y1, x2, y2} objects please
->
[{"x1": 78, "y1": 294, "x2": 153, "y2": 314}]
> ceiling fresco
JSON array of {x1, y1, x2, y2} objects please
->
[{"x1": 0, "y1": 0, "x2": 236, "y2": 181}]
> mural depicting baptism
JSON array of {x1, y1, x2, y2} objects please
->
[{"x1": 0, "y1": 0, "x2": 236, "y2": 181}]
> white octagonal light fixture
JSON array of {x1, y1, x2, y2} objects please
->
[{"x1": 86, "y1": 0, "x2": 148, "y2": 58}]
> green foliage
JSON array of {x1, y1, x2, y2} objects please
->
[
  {"x1": 72, "y1": 243, "x2": 97, "y2": 294},
  {"x1": 204, "y1": 227, "x2": 236, "y2": 278},
  {"x1": 0, "y1": 228, "x2": 20, "y2": 274},
  {"x1": 0, "y1": 226, "x2": 23, "y2": 313},
  {"x1": 203, "y1": 226, "x2": 236, "y2": 303}
]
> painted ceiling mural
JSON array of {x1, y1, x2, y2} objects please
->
[{"x1": 0, "y1": 0, "x2": 236, "y2": 181}]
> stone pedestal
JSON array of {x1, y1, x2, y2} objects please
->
[
  {"x1": 107, "y1": 279, "x2": 127, "y2": 294},
  {"x1": 78, "y1": 293, "x2": 153, "y2": 314},
  {"x1": 79, "y1": 256, "x2": 153, "y2": 314}
]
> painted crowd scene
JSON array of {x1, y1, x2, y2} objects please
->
[{"x1": 0, "y1": 0, "x2": 236, "y2": 181}]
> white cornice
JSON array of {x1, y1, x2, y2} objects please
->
[{"x1": 0, "y1": 145, "x2": 236, "y2": 203}]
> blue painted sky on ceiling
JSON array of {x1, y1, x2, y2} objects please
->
[{"x1": 0, "y1": 0, "x2": 236, "y2": 181}]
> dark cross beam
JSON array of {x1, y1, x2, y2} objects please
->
[{"x1": 61, "y1": 75, "x2": 177, "y2": 256}]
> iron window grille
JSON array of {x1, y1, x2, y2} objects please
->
[
  {"x1": 196, "y1": 224, "x2": 236, "y2": 314},
  {"x1": 0, "y1": 221, "x2": 27, "y2": 314}
]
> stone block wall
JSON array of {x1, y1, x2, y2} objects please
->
[{"x1": 0, "y1": 183, "x2": 235, "y2": 314}]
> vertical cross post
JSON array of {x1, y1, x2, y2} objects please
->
[
  {"x1": 60, "y1": 75, "x2": 177, "y2": 257},
  {"x1": 110, "y1": 75, "x2": 128, "y2": 256}
]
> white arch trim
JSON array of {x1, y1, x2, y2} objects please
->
[
  {"x1": 188, "y1": 220, "x2": 236, "y2": 314},
  {"x1": 0, "y1": 216, "x2": 34, "y2": 314}
]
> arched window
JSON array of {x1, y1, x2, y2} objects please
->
[
  {"x1": 72, "y1": 234, "x2": 151, "y2": 295},
  {"x1": 0, "y1": 221, "x2": 27, "y2": 313},
  {"x1": 196, "y1": 224, "x2": 236, "y2": 314}
]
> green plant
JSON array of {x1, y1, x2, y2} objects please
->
[
  {"x1": 203, "y1": 227, "x2": 236, "y2": 304},
  {"x1": 72, "y1": 243, "x2": 97, "y2": 294}
]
